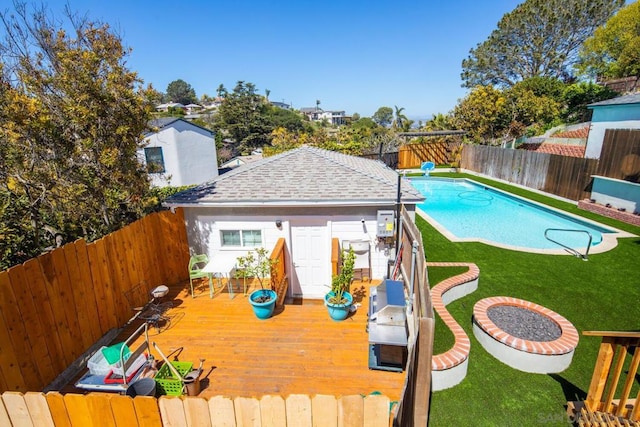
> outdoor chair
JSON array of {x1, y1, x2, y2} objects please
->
[
  {"x1": 346, "y1": 240, "x2": 372, "y2": 283},
  {"x1": 188, "y1": 254, "x2": 213, "y2": 298}
]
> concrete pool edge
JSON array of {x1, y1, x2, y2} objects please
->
[{"x1": 413, "y1": 177, "x2": 636, "y2": 255}]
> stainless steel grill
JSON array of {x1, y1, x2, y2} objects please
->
[{"x1": 367, "y1": 279, "x2": 408, "y2": 371}]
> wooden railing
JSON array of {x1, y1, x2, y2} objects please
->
[
  {"x1": 567, "y1": 331, "x2": 640, "y2": 426},
  {"x1": 0, "y1": 391, "x2": 392, "y2": 426},
  {"x1": 269, "y1": 238, "x2": 289, "y2": 307},
  {"x1": 331, "y1": 237, "x2": 340, "y2": 276},
  {"x1": 0, "y1": 209, "x2": 190, "y2": 393}
]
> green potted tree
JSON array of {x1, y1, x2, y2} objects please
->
[
  {"x1": 325, "y1": 247, "x2": 355, "y2": 321},
  {"x1": 236, "y1": 248, "x2": 278, "y2": 319}
]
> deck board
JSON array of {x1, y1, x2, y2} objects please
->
[{"x1": 66, "y1": 279, "x2": 404, "y2": 401}]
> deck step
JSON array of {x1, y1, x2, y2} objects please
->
[{"x1": 567, "y1": 401, "x2": 640, "y2": 426}]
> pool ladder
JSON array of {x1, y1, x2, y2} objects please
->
[{"x1": 544, "y1": 228, "x2": 592, "y2": 261}]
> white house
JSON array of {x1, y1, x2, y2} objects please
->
[
  {"x1": 584, "y1": 93, "x2": 640, "y2": 159},
  {"x1": 155, "y1": 102, "x2": 186, "y2": 113},
  {"x1": 139, "y1": 118, "x2": 218, "y2": 187},
  {"x1": 164, "y1": 146, "x2": 424, "y2": 300},
  {"x1": 300, "y1": 108, "x2": 349, "y2": 126}
]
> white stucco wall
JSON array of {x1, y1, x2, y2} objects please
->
[
  {"x1": 584, "y1": 103, "x2": 640, "y2": 159},
  {"x1": 140, "y1": 120, "x2": 218, "y2": 187},
  {"x1": 180, "y1": 206, "x2": 403, "y2": 299}
]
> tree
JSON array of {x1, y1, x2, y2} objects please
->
[
  {"x1": 577, "y1": 1, "x2": 640, "y2": 79},
  {"x1": 216, "y1": 84, "x2": 227, "y2": 98},
  {"x1": 0, "y1": 3, "x2": 154, "y2": 268},
  {"x1": 452, "y1": 86, "x2": 507, "y2": 143},
  {"x1": 144, "y1": 84, "x2": 164, "y2": 106},
  {"x1": 425, "y1": 113, "x2": 455, "y2": 131},
  {"x1": 501, "y1": 84, "x2": 561, "y2": 138},
  {"x1": 562, "y1": 81, "x2": 618, "y2": 123},
  {"x1": 265, "y1": 105, "x2": 309, "y2": 133},
  {"x1": 372, "y1": 106, "x2": 393, "y2": 127},
  {"x1": 213, "y1": 81, "x2": 272, "y2": 154},
  {"x1": 513, "y1": 76, "x2": 566, "y2": 102},
  {"x1": 392, "y1": 105, "x2": 412, "y2": 131},
  {"x1": 165, "y1": 79, "x2": 197, "y2": 105},
  {"x1": 461, "y1": 0, "x2": 623, "y2": 88}
]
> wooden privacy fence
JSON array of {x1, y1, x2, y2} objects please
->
[
  {"x1": 0, "y1": 209, "x2": 190, "y2": 393},
  {"x1": 398, "y1": 141, "x2": 462, "y2": 169},
  {"x1": 597, "y1": 129, "x2": 640, "y2": 183},
  {"x1": 392, "y1": 206, "x2": 434, "y2": 427},
  {"x1": 462, "y1": 144, "x2": 599, "y2": 201},
  {"x1": 360, "y1": 152, "x2": 399, "y2": 169},
  {"x1": 0, "y1": 392, "x2": 393, "y2": 427}
]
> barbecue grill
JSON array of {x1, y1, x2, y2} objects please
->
[{"x1": 367, "y1": 279, "x2": 408, "y2": 371}]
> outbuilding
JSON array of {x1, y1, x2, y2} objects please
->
[{"x1": 164, "y1": 146, "x2": 424, "y2": 300}]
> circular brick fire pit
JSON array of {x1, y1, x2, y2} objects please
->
[{"x1": 472, "y1": 297, "x2": 579, "y2": 373}]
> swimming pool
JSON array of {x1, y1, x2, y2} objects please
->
[{"x1": 410, "y1": 177, "x2": 620, "y2": 253}]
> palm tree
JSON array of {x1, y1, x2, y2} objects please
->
[
  {"x1": 392, "y1": 105, "x2": 408, "y2": 130},
  {"x1": 265, "y1": 89, "x2": 270, "y2": 102},
  {"x1": 316, "y1": 99, "x2": 321, "y2": 111},
  {"x1": 425, "y1": 113, "x2": 454, "y2": 131}
]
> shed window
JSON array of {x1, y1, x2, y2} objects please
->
[
  {"x1": 221, "y1": 230, "x2": 262, "y2": 247},
  {"x1": 144, "y1": 147, "x2": 165, "y2": 173}
]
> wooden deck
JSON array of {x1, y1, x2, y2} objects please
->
[{"x1": 66, "y1": 278, "x2": 405, "y2": 401}]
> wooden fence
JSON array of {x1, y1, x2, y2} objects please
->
[
  {"x1": 361, "y1": 141, "x2": 461, "y2": 170},
  {"x1": 597, "y1": 129, "x2": 640, "y2": 182},
  {"x1": 462, "y1": 144, "x2": 599, "y2": 200},
  {"x1": 0, "y1": 209, "x2": 190, "y2": 393},
  {"x1": 393, "y1": 207, "x2": 434, "y2": 426},
  {"x1": 0, "y1": 391, "x2": 392, "y2": 427},
  {"x1": 360, "y1": 152, "x2": 399, "y2": 169},
  {"x1": 398, "y1": 141, "x2": 462, "y2": 169}
]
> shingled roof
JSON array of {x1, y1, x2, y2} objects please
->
[
  {"x1": 588, "y1": 93, "x2": 640, "y2": 107},
  {"x1": 164, "y1": 146, "x2": 424, "y2": 207}
]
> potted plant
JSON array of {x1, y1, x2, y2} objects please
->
[
  {"x1": 325, "y1": 247, "x2": 355, "y2": 321},
  {"x1": 236, "y1": 247, "x2": 278, "y2": 319}
]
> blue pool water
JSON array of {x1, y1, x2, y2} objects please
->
[{"x1": 410, "y1": 178, "x2": 613, "y2": 250}]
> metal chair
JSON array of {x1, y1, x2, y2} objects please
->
[
  {"x1": 188, "y1": 254, "x2": 213, "y2": 298},
  {"x1": 125, "y1": 282, "x2": 172, "y2": 333}
]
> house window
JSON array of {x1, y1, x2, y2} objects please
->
[
  {"x1": 220, "y1": 230, "x2": 262, "y2": 247},
  {"x1": 144, "y1": 147, "x2": 165, "y2": 173}
]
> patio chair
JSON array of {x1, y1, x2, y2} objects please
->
[
  {"x1": 189, "y1": 254, "x2": 213, "y2": 298},
  {"x1": 421, "y1": 161, "x2": 435, "y2": 176}
]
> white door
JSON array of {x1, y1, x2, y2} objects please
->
[{"x1": 291, "y1": 221, "x2": 329, "y2": 299}]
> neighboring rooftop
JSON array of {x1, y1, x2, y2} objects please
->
[
  {"x1": 552, "y1": 126, "x2": 590, "y2": 139},
  {"x1": 145, "y1": 117, "x2": 214, "y2": 136},
  {"x1": 588, "y1": 93, "x2": 640, "y2": 107},
  {"x1": 165, "y1": 145, "x2": 424, "y2": 206},
  {"x1": 519, "y1": 142, "x2": 586, "y2": 158}
]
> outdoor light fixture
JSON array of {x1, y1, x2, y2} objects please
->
[{"x1": 275, "y1": 219, "x2": 282, "y2": 229}]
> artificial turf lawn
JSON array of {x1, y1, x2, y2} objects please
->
[{"x1": 421, "y1": 174, "x2": 640, "y2": 427}]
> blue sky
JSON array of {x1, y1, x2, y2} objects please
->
[{"x1": 18, "y1": 1, "x2": 524, "y2": 121}]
